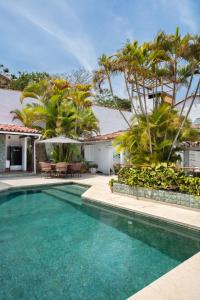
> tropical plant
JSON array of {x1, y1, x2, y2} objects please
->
[
  {"x1": 108, "y1": 178, "x2": 117, "y2": 192},
  {"x1": 118, "y1": 164, "x2": 200, "y2": 196},
  {"x1": 51, "y1": 144, "x2": 82, "y2": 163},
  {"x1": 114, "y1": 103, "x2": 199, "y2": 164},
  {"x1": 94, "y1": 28, "x2": 200, "y2": 163},
  {"x1": 94, "y1": 88, "x2": 131, "y2": 111},
  {"x1": 12, "y1": 78, "x2": 99, "y2": 138}
]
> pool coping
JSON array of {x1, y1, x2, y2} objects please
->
[{"x1": 0, "y1": 175, "x2": 200, "y2": 300}]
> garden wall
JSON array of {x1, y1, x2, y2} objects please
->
[{"x1": 113, "y1": 182, "x2": 200, "y2": 209}]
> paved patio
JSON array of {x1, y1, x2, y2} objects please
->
[{"x1": 0, "y1": 174, "x2": 200, "y2": 300}]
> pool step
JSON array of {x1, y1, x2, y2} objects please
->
[
  {"x1": 52, "y1": 184, "x2": 87, "y2": 197},
  {"x1": 43, "y1": 188, "x2": 82, "y2": 206}
]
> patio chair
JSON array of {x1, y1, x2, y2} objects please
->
[
  {"x1": 69, "y1": 163, "x2": 82, "y2": 177},
  {"x1": 39, "y1": 162, "x2": 52, "y2": 177},
  {"x1": 55, "y1": 162, "x2": 68, "y2": 177}
]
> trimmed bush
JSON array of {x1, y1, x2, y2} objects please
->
[{"x1": 118, "y1": 164, "x2": 200, "y2": 196}]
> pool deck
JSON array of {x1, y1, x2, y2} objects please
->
[{"x1": 0, "y1": 174, "x2": 200, "y2": 300}]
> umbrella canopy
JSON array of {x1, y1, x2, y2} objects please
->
[{"x1": 38, "y1": 136, "x2": 82, "y2": 144}]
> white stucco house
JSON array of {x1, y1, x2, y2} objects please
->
[
  {"x1": 0, "y1": 88, "x2": 131, "y2": 174},
  {"x1": 0, "y1": 89, "x2": 41, "y2": 174},
  {"x1": 0, "y1": 88, "x2": 199, "y2": 174},
  {"x1": 84, "y1": 106, "x2": 131, "y2": 174}
]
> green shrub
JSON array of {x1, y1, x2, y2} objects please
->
[
  {"x1": 113, "y1": 163, "x2": 121, "y2": 175},
  {"x1": 109, "y1": 178, "x2": 117, "y2": 187},
  {"x1": 118, "y1": 164, "x2": 200, "y2": 196}
]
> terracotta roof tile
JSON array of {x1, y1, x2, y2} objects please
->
[
  {"x1": 0, "y1": 124, "x2": 40, "y2": 134},
  {"x1": 85, "y1": 130, "x2": 125, "y2": 142},
  {"x1": 193, "y1": 124, "x2": 200, "y2": 130}
]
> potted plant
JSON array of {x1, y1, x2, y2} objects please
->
[
  {"x1": 89, "y1": 163, "x2": 98, "y2": 174},
  {"x1": 109, "y1": 178, "x2": 116, "y2": 192}
]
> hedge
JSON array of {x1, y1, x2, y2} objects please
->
[{"x1": 118, "y1": 164, "x2": 200, "y2": 196}]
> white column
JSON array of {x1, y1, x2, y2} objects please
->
[
  {"x1": 120, "y1": 151, "x2": 124, "y2": 164},
  {"x1": 33, "y1": 139, "x2": 36, "y2": 173},
  {"x1": 22, "y1": 137, "x2": 27, "y2": 171}
]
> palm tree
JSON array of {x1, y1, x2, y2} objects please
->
[
  {"x1": 12, "y1": 78, "x2": 99, "y2": 138},
  {"x1": 151, "y1": 28, "x2": 197, "y2": 106},
  {"x1": 11, "y1": 105, "x2": 39, "y2": 128},
  {"x1": 94, "y1": 28, "x2": 200, "y2": 164},
  {"x1": 94, "y1": 54, "x2": 130, "y2": 127},
  {"x1": 114, "y1": 103, "x2": 198, "y2": 165}
]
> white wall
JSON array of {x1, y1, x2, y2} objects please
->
[
  {"x1": 188, "y1": 151, "x2": 200, "y2": 167},
  {"x1": 84, "y1": 141, "x2": 122, "y2": 174},
  {"x1": 175, "y1": 96, "x2": 200, "y2": 123}
]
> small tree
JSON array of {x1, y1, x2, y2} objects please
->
[
  {"x1": 94, "y1": 88, "x2": 131, "y2": 111},
  {"x1": 55, "y1": 68, "x2": 92, "y2": 85}
]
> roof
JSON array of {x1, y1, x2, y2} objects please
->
[
  {"x1": 0, "y1": 74, "x2": 11, "y2": 82},
  {"x1": 193, "y1": 124, "x2": 200, "y2": 130},
  {"x1": 175, "y1": 94, "x2": 200, "y2": 107},
  {"x1": 0, "y1": 124, "x2": 40, "y2": 135},
  {"x1": 85, "y1": 130, "x2": 124, "y2": 142}
]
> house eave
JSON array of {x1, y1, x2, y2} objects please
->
[{"x1": 0, "y1": 131, "x2": 42, "y2": 137}]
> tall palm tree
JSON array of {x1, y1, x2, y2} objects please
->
[
  {"x1": 12, "y1": 78, "x2": 99, "y2": 138},
  {"x1": 94, "y1": 28, "x2": 200, "y2": 164},
  {"x1": 94, "y1": 54, "x2": 130, "y2": 127},
  {"x1": 151, "y1": 28, "x2": 196, "y2": 106}
]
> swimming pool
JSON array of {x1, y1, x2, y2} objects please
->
[{"x1": 0, "y1": 184, "x2": 199, "y2": 300}]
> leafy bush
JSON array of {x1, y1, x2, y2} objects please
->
[
  {"x1": 118, "y1": 164, "x2": 200, "y2": 196},
  {"x1": 109, "y1": 178, "x2": 117, "y2": 187},
  {"x1": 113, "y1": 163, "x2": 121, "y2": 175},
  {"x1": 109, "y1": 178, "x2": 118, "y2": 192}
]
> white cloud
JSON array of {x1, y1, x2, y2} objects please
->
[{"x1": 0, "y1": 0, "x2": 97, "y2": 71}]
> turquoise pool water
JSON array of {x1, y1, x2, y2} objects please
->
[{"x1": 0, "y1": 184, "x2": 199, "y2": 300}]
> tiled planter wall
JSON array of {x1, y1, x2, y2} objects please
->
[
  {"x1": 113, "y1": 182, "x2": 200, "y2": 209},
  {"x1": 0, "y1": 134, "x2": 5, "y2": 172}
]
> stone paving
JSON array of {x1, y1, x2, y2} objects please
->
[{"x1": 0, "y1": 174, "x2": 200, "y2": 300}]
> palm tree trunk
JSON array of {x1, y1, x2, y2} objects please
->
[
  {"x1": 155, "y1": 74, "x2": 159, "y2": 108},
  {"x1": 106, "y1": 71, "x2": 130, "y2": 127},
  {"x1": 142, "y1": 80, "x2": 153, "y2": 154},
  {"x1": 167, "y1": 78, "x2": 200, "y2": 161},
  {"x1": 178, "y1": 73, "x2": 194, "y2": 114},
  {"x1": 134, "y1": 74, "x2": 145, "y2": 115},
  {"x1": 172, "y1": 59, "x2": 177, "y2": 107},
  {"x1": 124, "y1": 73, "x2": 139, "y2": 119}
]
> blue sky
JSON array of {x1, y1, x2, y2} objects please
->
[{"x1": 0, "y1": 0, "x2": 199, "y2": 75}]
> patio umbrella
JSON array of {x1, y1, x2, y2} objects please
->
[
  {"x1": 38, "y1": 136, "x2": 82, "y2": 144},
  {"x1": 38, "y1": 136, "x2": 82, "y2": 162}
]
